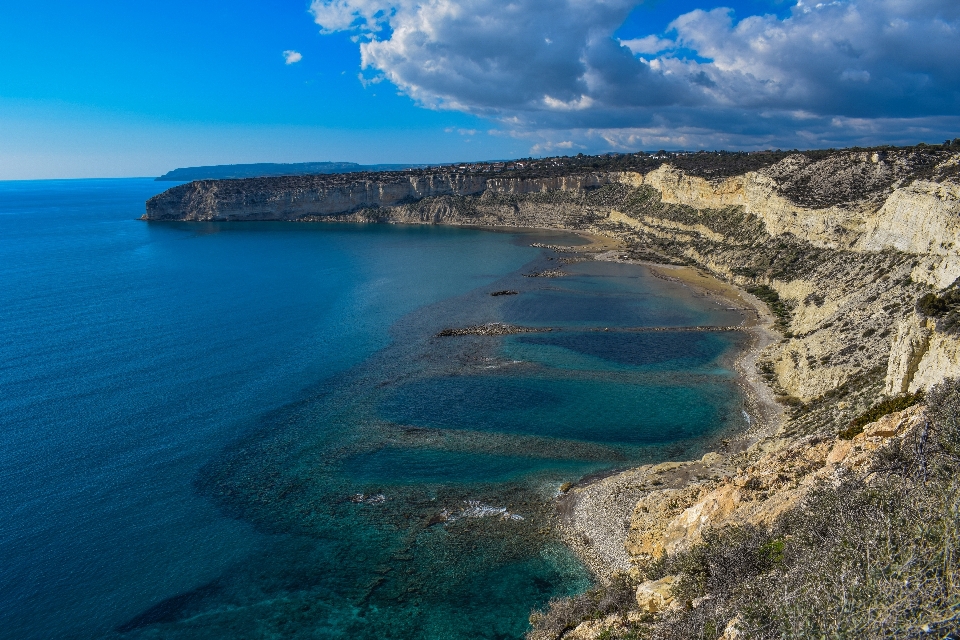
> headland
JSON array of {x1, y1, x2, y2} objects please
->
[{"x1": 144, "y1": 144, "x2": 960, "y2": 638}]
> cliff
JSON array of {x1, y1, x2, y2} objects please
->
[
  {"x1": 144, "y1": 147, "x2": 960, "y2": 415},
  {"x1": 144, "y1": 171, "x2": 618, "y2": 222}
]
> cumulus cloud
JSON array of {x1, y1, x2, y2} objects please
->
[
  {"x1": 310, "y1": 0, "x2": 960, "y2": 148},
  {"x1": 283, "y1": 50, "x2": 303, "y2": 64}
]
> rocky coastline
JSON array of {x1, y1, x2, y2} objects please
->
[{"x1": 143, "y1": 144, "x2": 960, "y2": 638}]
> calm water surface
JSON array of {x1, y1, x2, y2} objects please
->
[{"x1": 0, "y1": 179, "x2": 747, "y2": 639}]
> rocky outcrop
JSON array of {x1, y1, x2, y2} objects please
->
[
  {"x1": 859, "y1": 180, "x2": 960, "y2": 270},
  {"x1": 885, "y1": 315, "x2": 935, "y2": 394},
  {"x1": 435, "y1": 323, "x2": 550, "y2": 337},
  {"x1": 619, "y1": 405, "x2": 926, "y2": 565},
  {"x1": 883, "y1": 314, "x2": 960, "y2": 395},
  {"x1": 635, "y1": 575, "x2": 678, "y2": 613}
]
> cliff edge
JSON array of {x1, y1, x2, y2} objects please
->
[{"x1": 144, "y1": 147, "x2": 960, "y2": 408}]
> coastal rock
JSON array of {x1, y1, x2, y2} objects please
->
[
  {"x1": 907, "y1": 329, "x2": 960, "y2": 393},
  {"x1": 564, "y1": 614, "x2": 635, "y2": 640},
  {"x1": 885, "y1": 316, "x2": 933, "y2": 395},
  {"x1": 635, "y1": 575, "x2": 678, "y2": 613},
  {"x1": 625, "y1": 406, "x2": 928, "y2": 564},
  {"x1": 435, "y1": 323, "x2": 550, "y2": 337},
  {"x1": 662, "y1": 485, "x2": 741, "y2": 555},
  {"x1": 882, "y1": 314, "x2": 960, "y2": 398},
  {"x1": 858, "y1": 180, "x2": 960, "y2": 259},
  {"x1": 143, "y1": 171, "x2": 616, "y2": 222}
]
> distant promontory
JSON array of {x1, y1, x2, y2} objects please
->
[{"x1": 155, "y1": 161, "x2": 429, "y2": 181}]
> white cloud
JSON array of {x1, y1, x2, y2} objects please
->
[
  {"x1": 283, "y1": 50, "x2": 303, "y2": 65},
  {"x1": 543, "y1": 94, "x2": 595, "y2": 111},
  {"x1": 619, "y1": 35, "x2": 673, "y2": 55},
  {"x1": 310, "y1": 0, "x2": 960, "y2": 148}
]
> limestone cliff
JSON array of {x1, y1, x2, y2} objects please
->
[
  {"x1": 144, "y1": 171, "x2": 616, "y2": 222},
  {"x1": 144, "y1": 147, "x2": 960, "y2": 428}
]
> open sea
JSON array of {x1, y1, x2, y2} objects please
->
[{"x1": 0, "y1": 179, "x2": 747, "y2": 639}]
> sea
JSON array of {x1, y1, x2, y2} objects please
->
[{"x1": 0, "y1": 179, "x2": 748, "y2": 639}]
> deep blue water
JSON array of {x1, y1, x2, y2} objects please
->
[{"x1": 0, "y1": 179, "x2": 747, "y2": 639}]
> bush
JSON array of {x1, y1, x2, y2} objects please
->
[
  {"x1": 839, "y1": 390, "x2": 925, "y2": 439},
  {"x1": 649, "y1": 476, "x2": 960, "y2": 639},
  {"x1": 746, "y1": 284, "x2": 792, "y2": 330},
  {"x1": 527, "y1": 574, "x2": 640, "y2": 640},
  {"x1": 924, "y1": 378, "x2": 960, "y2": 470},
  {"x1": 918, "y1": 290, "x2": 960, "y2": 318},
  {"x1": 918, "y1": 292, "x2": 950, "y2": 316}
]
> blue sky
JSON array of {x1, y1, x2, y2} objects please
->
[{"x1": 1, "y1": 0, "x2": 957, "y2": 178}]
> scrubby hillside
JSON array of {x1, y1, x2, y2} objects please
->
[{"x1": 531, "y1": 382, "x2": 960, "y2": 640}]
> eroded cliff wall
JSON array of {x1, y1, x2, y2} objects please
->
[
  {"x1": 144, "y1": 150, "x2": 960, "y2": 427},
  {"x1": 145, "y1": 172, "x2": 616, "y2": 222}
]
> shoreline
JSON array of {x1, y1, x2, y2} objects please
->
[
  {"x1": 589, "y1": 242, "x2": 784, "y2": 444},
  {"x1": 143, "y1": 216, "x2": 783, "y2": 584},
  {"x1": 550, "y1": 240, "x2": 784, "y2": 581}
]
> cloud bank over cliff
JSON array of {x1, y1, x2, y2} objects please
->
[{"x1": 311, "y1": 0, "x2": 960, "y2": 150}]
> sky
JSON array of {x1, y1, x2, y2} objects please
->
[{"x1": 1, "y1": 0, "x2": 958, "y2": 179}]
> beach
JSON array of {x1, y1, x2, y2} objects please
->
[{"x1": 547, "y1": 239, "x2": 784, "y2": 581}]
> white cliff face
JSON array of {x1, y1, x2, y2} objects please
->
[
  {"x1": 885, "y1": 316, "x2": 934, "y2": 395},
  {"x1": 858, "y1": 180, "x2": 960, "y2": 256},
  {"x1": 855, "y1": 180, "x2": 960, "y2": 289},
  {"x1": 633, "y1": 165, "x2": 866, "y2": 249},
  {"x1": 144, "y1": 172, "x2": 615, "y2": 221},
  {"x1": 632, "y1": 159, "x2": 960, "y2": 270},
  {"x1": 885, "y1": 314, "x2": 960, "y2": 395},
  {"x1": 639, "y1": 165, "x2": 748, "y2": 209},
  {"x1": 911, "y1": 331, "x2": 960, "y2": 392}
]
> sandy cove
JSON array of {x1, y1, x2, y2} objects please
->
[{"x1": 552, "y1": 244, "x2": 785, "y2": 581}]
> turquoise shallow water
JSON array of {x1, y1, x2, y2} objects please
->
[{"x1": 0, "y1": 179, "x2": 748, "y2": 639}]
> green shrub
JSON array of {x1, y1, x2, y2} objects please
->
[
  {"x1": 918, "y1": 292, "x2": 950, "y2": 316},
  {"x1": 746, "y1": 284, "x2": 792, "y2": 330},
  {"x1": 527, "y1": 573, "x2": 639, "y2": 640},
  {"x1": 650, "y1": 476, "x2": 960, "y2": 639},
  {"x1": 925, "y1": 378, "x2": 960, "y2": 468},
  {"x1": 839, "y1": 391, "x2": 924, "y2": 439}
]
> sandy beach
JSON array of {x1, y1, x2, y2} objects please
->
[{"x1": 548, "y1": 244, "x2": 785, "y2": 581}]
